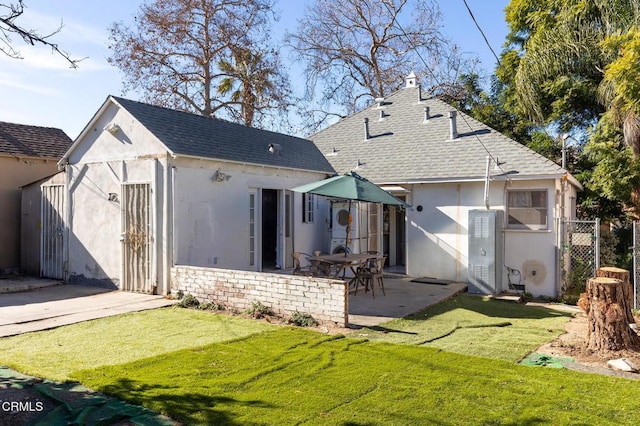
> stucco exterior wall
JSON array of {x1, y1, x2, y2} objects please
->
[
  {"x1": 0, "y1": 156, "x2": 59, "y2": 272},
  {"x1": 405, "y1": 178, "x2": 562, "y2": 297},
  {"x1": 67, "y1": 158, "x2": 162, "y2": 288},
  {"x1": 171, "y1": 266, "x2": 347, "y2": 326},
  {"x1": 173, "y1": 158, "x2": 330, "y2": 271}
]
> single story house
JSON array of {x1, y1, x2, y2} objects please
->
[
  {"x1": 52, "y1": 96, "x2": 334, "y2": 294},
  {"x1": 310, "y1": 73, "x2": 582, "y2": 298},
  {"x1": 0, "y1": 121, "x2": 71, "y2": 274}
]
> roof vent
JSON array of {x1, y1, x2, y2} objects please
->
[
  {"x1": 417, "y1": 83, "x2": 422, "y2": 102},
  {"x1": 423, "y1": 106, "x2": 430, "y2": 122},
  {"x1": 363, "y1": 118, "x2": 370, "y2": 140},
  {"x1": 405, "y1": 71, "x2": 417, "y2": 88},
  {"x1": 375, "y1": 97, "x2": 385, "y2": 108},
  {"x1": 448, "y1": 111, "x2": 458, "y2": 140},
  {"x1": 268, "y1": 143, "x2": 282, "y2": 155},
  {"x1": 379, "y1": 110, "x2": 386, "y2": 121}
]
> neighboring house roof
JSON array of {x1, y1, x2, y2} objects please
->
[
  {"x1": 0, "y1": 121, "x2": 71, "y2": 159},
  {"x1": 310, "y1": 84, "x2": 573, "y2": 185},
  {"x1": 108, "y1": 96, "x2": 334, "y2": 174}
]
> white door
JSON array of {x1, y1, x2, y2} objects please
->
[
  {"x1": 284, "y1": 190, "x2": 294, "y2": 268},
  {"x1": 41, "y1": 185, "x2": 65, "y2": 279}
]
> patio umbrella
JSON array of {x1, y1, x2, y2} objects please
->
[
  {"x1": 291, "y1": 172, "x2": 410, "y2": 250},
  {"x1": 291, "y1": 172, "x2": 409, "y2": 207}
]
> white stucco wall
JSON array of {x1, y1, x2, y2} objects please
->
[
  {"x1": 405, "y1": 178, "x2": 563, "y2": 297},
  {"x1": 66, "y1": 105, "x2": 168, "y2": 289},
  {"x1": 172, "y1": 158, "x2": 329, "y2": 271}
]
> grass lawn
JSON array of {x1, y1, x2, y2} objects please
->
[
  {"x1": 0, "y1": 308, "x2": 276, "y2": 381},
  {"x1": 71, "y1": 327, "x2": 640, "y2": 425},
  {"x1": 0, "y1": 298, "x2": 636, "y2": 424},
  {"x1": 348, "y1": 294, "x2": 574, "y2": 361}
]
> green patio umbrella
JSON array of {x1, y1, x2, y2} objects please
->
[
  {"x1": 291, "y1": 172, "x2": 410, "y2": 208},
  {"x1": 291, "y1": 172, "x2": 410, "y2": 250}
]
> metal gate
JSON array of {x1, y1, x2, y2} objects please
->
[
  {"x1": 559, "y1": 219, "x2": 599, "y2": 294},
  {"x1": 41, "y1": 185, "x2": 66, "y2": 279},
  {"x1": 121, "y1": 183, "x2": 153, "y2": 293}
]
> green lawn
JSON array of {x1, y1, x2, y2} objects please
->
[
  {"x1": 0, "y1": 308, "x2": 276, "y2": 381},
  {"x1": 0, "y1": 299, "x2": 636, "y2": 425},
  {"x1": 348, "y1": 294, "x2": 574, "y2": 361},
  {"x1": 71, "y1": 327, "x2": 640, "y2": 425}
]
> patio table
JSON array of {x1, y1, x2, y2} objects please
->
[{"x1": 307, "y1": 253, "x2": 383, "y2": 293}]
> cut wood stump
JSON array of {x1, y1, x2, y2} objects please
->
[
  {"x1": 585, "y1": 276, "x2": 640, "y2": 352},
  {"x1": 595, "y1": 267, "x2": 634, "y2": 324}
]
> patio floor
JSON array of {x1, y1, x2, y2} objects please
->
[{"x1": 347, "y1": 276, "x2": 467, "y2": 328}]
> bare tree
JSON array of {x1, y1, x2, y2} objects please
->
[
  {"x1": 287, "y1": 0, "x2": 477, "y2": 131},
  {"x1": 0, "y1": 1, "x2": 79, "y2": 68},
  {"x1": 108, "y1": 0, "x2": 290, "y2": 128}
]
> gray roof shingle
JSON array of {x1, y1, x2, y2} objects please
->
[
  {"x1": 310, "y1": 86, "x2": 565, "y2": 183},
  {"x1": 0, "y1": 121, "x2": 72, "y2": 159},
  {"x1": 112, "y1": 96, "x2": 334, "y2": 174}
]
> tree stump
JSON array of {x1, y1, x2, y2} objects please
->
[
  {"x1": 585, "y1": 277, "x2": 640, "y2": 352},
  {"x1": 596, "y1": 267, "x2": 634, "y2": 324}
]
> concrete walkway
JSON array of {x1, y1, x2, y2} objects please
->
[{"x1": 0, "y1": 282, "x2": 177, "y2": 337}]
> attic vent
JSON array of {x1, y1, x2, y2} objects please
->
[
  {"x1": 405, "y1": 71, "x2": 417, "y2": 88},
  {"x1": 448, "y1": 111, "x2": 458, "y2": 139},
  {"x1": 423, "y1": 106, "x2": 430, "y2": 122},
  {"x1": 363, "y1": 118, "x2": 370, "y2": 140}
]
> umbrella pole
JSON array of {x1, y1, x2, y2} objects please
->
[{"x1": 345, "y1": 200, "x2": 352, "y2": 256}]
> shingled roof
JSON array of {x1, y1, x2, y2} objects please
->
[
  {"x1": 310, "y1": 84, "x2": 567, "y2": 184},
  {"x1": 0, "y1": 121, "x2": 71, "y2": 159},
  {"x1": 111, "y1": 97, "x2": 334, "y2": 174}
]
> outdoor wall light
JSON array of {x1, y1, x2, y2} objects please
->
[
  {"x1": 212, "y1": 169, "x2": 230, "y2": 182},
  {"x1": 104, "y1": 122, "x2": 120, "y2": 135}
]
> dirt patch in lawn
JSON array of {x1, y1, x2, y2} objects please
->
[{"x1": 533, "y1": 310, "x2": 640, "y2": 380}]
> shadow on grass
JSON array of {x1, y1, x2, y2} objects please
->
[
  {"x1": 403, "y1": 294, "x2": 575, "y2": 322},
  {"x1": 99, "y1": 377, "x2": 274, "y2": 426}
]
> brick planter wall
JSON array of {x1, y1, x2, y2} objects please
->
[{"x1": 170, "y1": 266, "x2": 348, "y2": 326}]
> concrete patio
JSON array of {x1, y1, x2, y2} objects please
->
[{"x1": 347, "y1": 276, "x2": 467, "y2": 328}]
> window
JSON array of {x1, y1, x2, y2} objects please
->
[
  {"x1": 302, "y1": 193, "x2": 315, "y2": 223},
  {"x1": 507, "y1": 190, "x2": 548, "y2": 230}
]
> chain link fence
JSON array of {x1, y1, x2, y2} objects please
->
[
  {"x1": 559, "y1": 219, "x2": 599, "y2": 296},
  {"x1": 633, "y1": 221, "x2": 640, "y2": 309}
]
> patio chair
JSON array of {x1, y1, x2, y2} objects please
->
[
  {"x1": 359, "y1": 256, "x2": 387, "y2": 298},
  {"x1": 292, "y1": 252, "x2": 314, "y2": 276}
]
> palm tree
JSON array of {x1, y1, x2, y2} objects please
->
[{"x1": 217, "y1": 47, "x2": 277, "y2": 127}]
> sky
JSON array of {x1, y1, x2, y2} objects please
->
[{"x1": 0, "y1": 0, "x2": 511, "y2": 140}]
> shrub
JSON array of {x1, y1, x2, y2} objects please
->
[
  {"x1": 245, "y1": 301, "x2": 272, "y2": 319},
  {"x1": 177, "y1": 294, "x2": 200, "y2": 308},
  {"x1": 199, "y1": 301, "x2": 226, "y2": 311},
  {"x1": 289, "y1": 311, "x2": 318, "y2": 327}
]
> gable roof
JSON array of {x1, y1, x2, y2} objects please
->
[
  {"x1": 108, "y1": 96, "x2": 334, "y2": 173},
  {"x1": 0, "y1": 121, "x2": 71, "y2": 159},
  {"x1": 310, "y1": 85, "x2": 571, "y2": 185}
]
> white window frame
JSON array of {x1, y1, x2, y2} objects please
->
[
  {"x1": 302, "y1": 193, "x2": 315, "y2": 223},
  {"x1": 507, "y1": 189, "x2": 548, "y2": 230}
]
